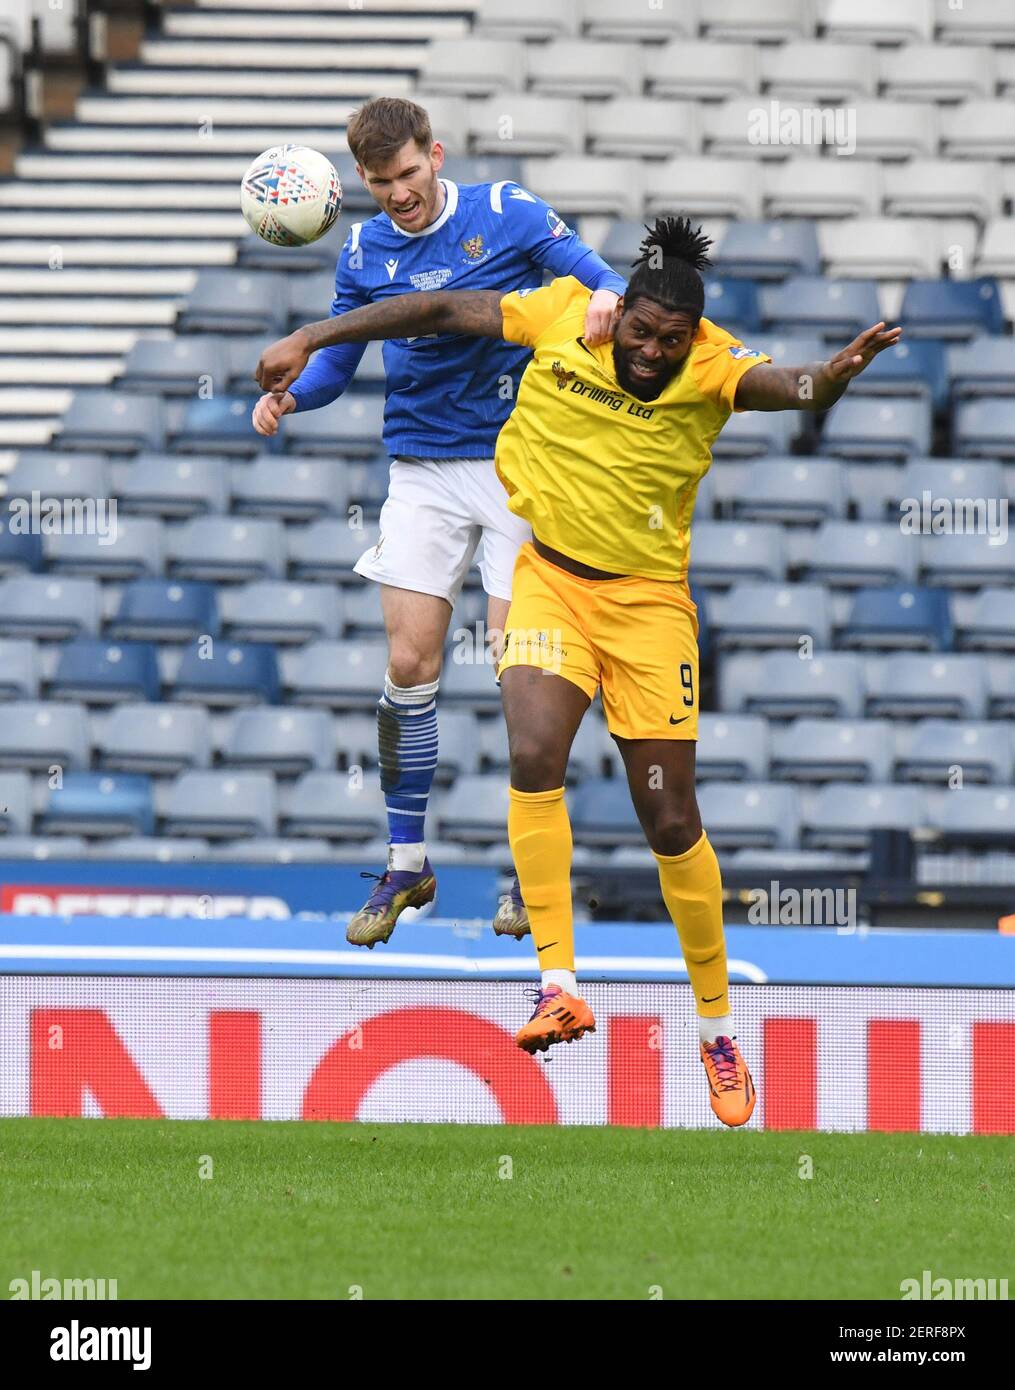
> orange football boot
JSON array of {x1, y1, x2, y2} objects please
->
[
  {"x1": 515, "y1": 984, "x2": 595, "y2": 1054},
  {"x1": 700, "y1": 1035, "x2": 756, "y2": 1127}
]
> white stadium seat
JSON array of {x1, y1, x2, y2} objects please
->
[
  {"x1": 761, "y1": 43, "x2": 878, "y2": 101},
  {"x1": 878, "y1": 44, "x2": 996, "y2": 101},
  {"x1": 475, "y1": 0, "x2": 580, "y2": 40},
  {"x1": 644, "y1": 159, "x2": 763, "y2": 221},
  {"x1": 939, "y1": 103, "x2": 1015, "y2": 160},
  {"x1": 585, "y1": 99, "x2": 700, "y2": 159},
  {"x1": 764, "y1": 160, "x2": 882, "y2": 219},
  {"x1": 421, "y1": 38, "x2": 526, "y2": 95},
  {"x1": 701, "y1": 0, "x2": 815, "y2": 42},
  {"x1": 819, "y1": 219, "x2": 941, "y2": 280},
  {"x1": 581, "y1": 0, "x2": 698, "y2": 41},
  {"x1": 935, "y1": 0, "x2": 1015, "y2": 44},
  {"x1": 468, "y1": 94, "x2": 585, "y2": 157},
  {"x1": 520, "y1": 156, "x2": 644, "y2": 218},
  {"x1": 882, "y1": 161, "x2": 1002, "y2": 222},
  {"x1": 527, "y1": 41, "x2": 644, "y2": 99},
  {"x1": 820, "y1": 0, "x2": 934, "y2": 44},
  {"x1": 646, "y1": 42, "x2": 760, "y2": 100}
]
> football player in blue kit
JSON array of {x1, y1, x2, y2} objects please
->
[{"x1": 253, "y1": 97, "x2": 626, "y2": 946}]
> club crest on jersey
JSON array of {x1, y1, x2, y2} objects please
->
[
  {"x1": 460, "y1": 234, "x2": 486, "y2": 260},
  {"x1": 546, "y1": 208, "x2": 571, "y2": 239},
  {"x1": 551, "y1": 360, "x2": 577, "y2": 390},
  {"x1": 729, "y1": 345, "x2": 763, "y2": 359}
]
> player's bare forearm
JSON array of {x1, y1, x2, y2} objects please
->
[
  {"x1": 733, "y1": 322, "x2": 903, "y2": 412},
  {"x1": 256, "y1": 291, "x2": 506, "y2": 393}
]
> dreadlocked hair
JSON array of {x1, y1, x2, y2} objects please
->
[{"x1": 626, "y1": 215, "x2": 713, "y2": 321}]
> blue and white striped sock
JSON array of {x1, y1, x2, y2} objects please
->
[{"x1": 377, "y1": 671, "x2": 439, "y2": 874}]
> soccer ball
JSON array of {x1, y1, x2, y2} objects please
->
[{"x1": 240, "y1": 144, "x2": 343, "y2": 247}]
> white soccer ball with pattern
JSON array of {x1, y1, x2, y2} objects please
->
[{"x1": 240, "y1": 144, "x2": 343, "y2": 247}]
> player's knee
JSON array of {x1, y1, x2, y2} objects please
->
[
  {"x1": 646, "y1": 806, "x2": 702, "y2": 857},
  {"x1": 508, "y1": 738, "x2": 563, "y2": 793},
  {"x1": 387, "y1": 644, "x2": 441, "y2": 689}
]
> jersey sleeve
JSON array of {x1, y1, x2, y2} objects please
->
[
  {"x1": 500, "y1": 276, "x2": 587, "y2": 349},
  {"x1": 287, "y1": 227, "x2": 369, "y2": 413},
  {"x1": 691, "y1": 320, "x2": 773, "y2": 413},
  {"x1": 491, "y1": 182, "x2": 627, "y2": 295}
]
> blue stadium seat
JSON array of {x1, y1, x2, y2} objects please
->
[
  {"x1": 0, "y1": 701, "x2": 90, "y2": 770},
  {"x1": 953, "y1": 398, "x2": 1015, "y2": 459},
  {"x1": 0, "y1": 639, "x2": 39, "y2": 699},
  {"x1": 163, "y1": 771, "x2": 278, "y2": 839},
  {"x1": 219, "y1": 581, "x2": 342, "y2": 644},
  {"x1": 285, "y1": 271, "x2": 340, "y2": 330},
  {"x1": 799, "y1": 523, "x2": 918, "y2": 587},
  {"x1": 224, "y1": 708, "x2": 334, "y2": 775},
  {"x1": 55, "y1": 390, "x2": 165, "y2": 454},
  {"x1": 570, "y1": 778, "x2": 642, "y2": 847},
  {"x1": 109, "y1": 580, "x2": 220, "y2": 642},
  {"x1": 43, "y1": 517, "x2": 164, "y2": 581},
  {"x1": 7, "y1": 451, "x2": 110, "y2": 503},
  {"x1": 867, "y1": 654, "x2": 989, "y2": 720},
  {"x1": 697, "y1": 782, "x2": 801, "y2": 850},
  {"x1": 898, "y1": 457, "x2": 1005, "y2": 512},
  {"x1": 921, "y1": 533, "x2": 1015, "y2": 588},
  {"x1": 689, "y1": 522, "x2": 785, "y2": 586},
  {"x1": 284, "y1": 396, "x2": 385, "y2": 458},
  {"x1": 170, "y1": 395, "x2": 266, "y2": 458},
  {"x1": 848, "y1": 339, "x2": 948, "y2": 411},
  {"x1": 49, "y1": 639, "x2": 160, "y2": 705},
  {"x1": 820, "y1": 396, "x2": 931, "y2": 459},
  {"x1": 759, "y1": 276, "x2": 881, "y2": 338},
  {"x1": 838, "y1": 586, "x2": 953, "y2": 651},
  {"x1": 434, "y1": 774, "x2": 513, "y2": 844},
  {"x1": 900, "y1": 277, "x2": 1004, "y2": 340},
  {"x1": 168, "y1": 517, "x2": 285, "y2": 583},
  {"x1": 117, "y1": 334, "x2": 226, "y2": 395},
  {"x1": 930, "y1": 786, "x2": 1015, "y2": 848},
  {"x1": 802, "y1": 783, "x2": 926, "y2": 850},
  {"x1": 343, "y1": 584, "x2": 386, "y2": 638},
  {"x1": 696, "y1": 714, "x2": 770, "y2": 780},
  {"x1": 750, "y1": 332, "x2": 825, "y2": 370},
  {"x1": 770, "y1": 718, "x2": 894, "y2": 782},
  {"x1": 895, "y1": 719, "x2": 1013, "y2": 785},
  {"x1": 335, "y1": 713, "x2": 380, "y2": 771},
  {"x1": 286, "y1": 520, "x2": 378, "y2": 582},
  {"x1": 283, "y1": 639, "x2": 389, "y2": 709},
  {"x1": 0, "y1": 771, "x2": 33, "y2": 835},
  {"x1": 279, "y1": 773, "x2": 387, "y2": 839},
  {"x1": 987, "y1": 661, "x2": 1015, "y2": 720},
  {"x1": 172, "y1": 640, "x2": 281, "y2": 707},
  {"x1": 114, "y1": 454, "x2": 229, "y2": 517},
  {"x1": 433, "y1": 709, "x2": 483, "y2": 783},
  {"x1": 948, "y1": 336, "x2": 1015, "y2": 398},
  {"x1": 231, "y1": 457, "x2": 350, "y2": 520},
  {"x1": 720, "y1": 651, "x2": 866, "y2": 718},
  {"x1": 177, "y1": 270, "x2": 288, "y2": 336},
  {"x1": 733, "y1": 456, "x2": 847, "y2": 525},
  {"x1": 712, "y1": 220, "x2": 821, "y2": 280},
  {"x1": 702, "y1": 276, "x2": 761, "y2": 333},
  {"x1": 712, "y1": 582, "x2": 832, "y2": 648},
  {"x1": 0, "y1": 527, "x2": 43, "y2": 576},
  {"x1": 955, "y1": 588, "x2": 1015, "y2": 652},
  {"x1": 0, "y1": 576, "x2": 101, "y2": 639},
  {"x1": 98, "y1": 703, "x2": 213, "y2": 775},
  {"x1": 40, "y1": 773, "x2": 154, "y2": 838}
]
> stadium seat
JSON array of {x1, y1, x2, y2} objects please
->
[
  {"x1": 0, "y1": 575, "x2": 100, "y2": 639},
  {"x1": 954, "y1": 588, "x2": 1015, "y2": 652},
  {"x1": 689, "y1": 522, "x2": 786, "y2": 587},
  {"x1": 0, "y1": 836, "x2": 88, "y2": 860},
  {"x1": 840, "y1": 103, "x2": 939, "y2": 159},
  {"x1": 712, "y1": 583, "x2": 832, "y2": 649},
  {"x1": 929, "y1": 786, "x2": 1015, "y2": 849},
  {"x1": 277, "y1": 774, "x2": 386, "y2": 840},
  {"x1": 761, "y1": 43, "x2": 877, "y2": 101},
  {"x1": 799, "y1": 523, "x2": 918, "y2": 587},
  {"x1": 342, "y1": 584, "x2": 385, "y2": 639},
  {"x1": 0, "y1": 527, "x2": 43, "y2": 576},
  {"x1": 759, "y1": 276, "x2": 881, "y2": 339},
  {"x1": 770, "y1": 718, "x2": 894, "y2": 783},
  {"x1": 733, "y1": 457, "x2": 847, "y2": 525},
  {"x1": 90, "y1": 836, "x2": 212, "y2": 862},
  {"x1": 936, "y1": 0, "x2": 1015, "y2": 44},
  {"x1": 224, "y1": 708, "x2": 334, "y2": 775},
  {"x1": 284, "y1": 396, "x2": 385, "y2": 458},
  {"x1": 334, "y1": 713, "x2": 379, "y2": 772},
  {"x1": 208, "y1": 838, "x2": 336, "y2": 864},
  {"x1": 345, "y1": 455, "x2": 390, "y2": 517},
  {"x1": 439, "y1": 656, "x2": 501, "y2": 710},
  {"x1": 645, "y1": 160, "x2": 762, "y2": 221},
  {"x1": 6, "y1": 450, "x2": 109, "y2": 503},
  {"x1": 109, "y1": 579, "x2": 219, "y2": 642},
  {"x1": 921, "y1": 533, "x2": 1015, "y2": 589},
  {"x1": 528, "y1": 41, "x2": 643, "y2": 98},
  {"x1": 285, "y1": 271, "x2": 341, "y2": 331},
  {"x1": 115, "y1": 453, "x2": 228, "y2": 518},
  {"x1": 948, "y1": 337, "x2": 1015, "y2": 398},
  {"x1": 176, "y1": 270, "x2": 287, "y2": 335},
  {"x1": 163, "y1": 771, "x2": 277, "y2": 839},
  {"x1": 49, "y1": 638, "x2": 160, "y2": 705},
  {"x1": 899, "y1": 278, "x2": 1005, "y2": 341},
  {"x1": 475, "y1": 0, "x2": 579, "y2": 41},
  {"x1": 230, "y1": 457, "x2": 349, "y2": 520},
  {"x1": 720, "y1": 651, "x2": 866, "y2": 718},
  {"x1": 764, "y1": 161, "x2": 882, "y2": 219},
  {"x1": 819, "y1": 218, "x2": 940, "y2": 280},
  {"x1": 420, "y1": 39, "x2": 526, "y2": 95},
  {"x1": 479, "y1": 706, "x2": 606, "y2": 783},
  {"x1": 953, "y1": 398, "x2": 1015, "y2": 459},
  {"x1": 0, "y1": 638, "x2": 39, "y2": 699},
  {"x1": 283, "y1": 639, "x2": 389, "y2": 709},
  {"x1": 880, "y1": 43, "x2": 994, "y2": 100},
  {"x1": 219, "y1": 581, "x2": 342, "y2": 644},
  {"x1": 866, "y1": 653, "x2": 990, "y2": 720},
  {"x1": 117, "y1": 334, "x2": 226, "y2": 395},
  {"x1": 701, "y1": 0, "x2": 814, "y2": 41},
  {"x1": 583, "y1": 0, "x2": 696, "y2": 40},
  {"x1": 40, "y1": 772, "x2": 153, "y2": 838},
  {"x1": 820, "y1": 398, "x2": 931, "y2": 460},
  {"x1": 710, "y1": 408, "x2": 800, "y2": 458},
  {"x1": 44, "y1": 517, "x2": 164, "y2": 581},
  {"x1": 570, "y1": 778, "x2": 642, "y2": 847},
  {"x1": 976, "y1": 219, "x2": 1015, "y2": 278},
  {"x1": 0, "y1": 701, "x2": 90, "y2": 770},
  {"x1": 883, "y1": 160, "x2": 999, "y2": 223},
  {"x1": 940, "y1": 101, "x2": 1015, "y2": 160},
  {"x1": 646, "y1": 42, "x2": 759, "y2": 101},
  {"x1": 469, "y1": 94, "x2": 584, "y2": 158},
  {"x1": 169, "y1": 395, "x2": 264, "y2": 458},
  {"x1": 172, "y1": 640, "x2": 280, "y2": 707},
  {"x1": 847, "y1": 340, "x2": 948, "y2": 411},
  {"x1": 712, "y1": 220, "x2": 820, "y2": 280},
  {"x1": 696, "y1": 714, "x2": 770, "y2": 781},
  {"x1": 702, "y1": 277, "x2": 761, "y2": 334},
  {"x1": 433, "y1": 774, "x2": 512, "y2": 844},
  {"x1": 286, "y1": 519, "x2": 377, "y2": 582},
  {"x1": 236, "y1": 218, "x2": 352, "y2": 275},
  {"x1": 898, "y1": 457, "x2": 1005, "y2": 511},
  {"x1": 0, "y1": 771, "x2": 33, "y2": 835},
  {"x1": 168, "y1": 517, "x2": 285, "y2": 583},
  {"x1": 802, "y1": 783, "x2": 926, "y2": 850},
  {"x1": 432, "y1": 709, "x2": 483, "y2": 783},
  {"x1": 895, "y1": 719, "x2": 1013, "y2": 785},
  {"x1": 987, "y1": 661, "x2": 1015, "y2": 720},
  {"x1": 521, "y1": 156, "x2": 644, "y2": 219},
  {"x1": 586, "y1": 99, "x2": 700, "y2": 160},
  {"x1": 98, "y1": 703, "x2": 213, "y2": 774},
  {"x1": 839, "y1": 586, "x2": 953, "y2": 651},
  {"x1": 822, "y1": 0, "x2": 933, "y2": 43},
  {"x1": 55, "y1": 390, "x2": 164, "y2": 454},
  {"x1": 698, "y1": 782, "x2": 801, "y2": 850}
]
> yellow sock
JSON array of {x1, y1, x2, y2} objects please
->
[
  {"x1": 654, "y1": 831, "x2": 729, "y2": 1017},
  {"x1": 508, "y1": 785, "x2": 574, "y2": 973}
]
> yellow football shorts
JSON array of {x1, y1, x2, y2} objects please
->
[{"x1": 495, "y1": 542, "x2": 700, "y2": 740}]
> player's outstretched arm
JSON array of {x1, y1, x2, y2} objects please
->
[
  {"x1": 733, "y1": 322, "x2": 903, "y2": 413},
  {"x1": 255, "y1": 290, "x2": 506, "y2": 393}
]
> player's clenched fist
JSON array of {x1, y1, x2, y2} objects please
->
[{"x1": 251, "y1": 391, "x2": 296, "y2": 436}]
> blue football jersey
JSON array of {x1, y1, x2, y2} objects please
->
[{"x1": 286, "y1": 178, "x2": 627, "y2": 459}]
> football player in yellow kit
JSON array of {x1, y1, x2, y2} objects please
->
[{"x1": 257, "y1": 217, "x2": 901, "y2": 1126}]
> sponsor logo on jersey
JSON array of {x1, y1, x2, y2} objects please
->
[
  {"x1": 546, "y1": 208, "x2": 571, "y2": 239},
  {"x1": 460, "y1": 234, "x2": 486, "y2": 260},
  {"x1": 384, "y1": 258, "x2": 399, "y2": 280},
  {"x1": 509, "y1": 187, "x2": 537, "y2": 203},
  {"x1": 409, "y1": 267, "x2": 454, "y2": 291},
  {"x1": 728, "y1": 345, "x2": 763, "y2": 359}
]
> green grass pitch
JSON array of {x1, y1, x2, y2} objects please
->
[{"x1": 1, "y1": 1120, "x2": 1011, "y2": 1300}]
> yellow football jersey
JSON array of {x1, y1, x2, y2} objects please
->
[{"x1": 497, "y1": 275, "x2": 771, "y2": 580}]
